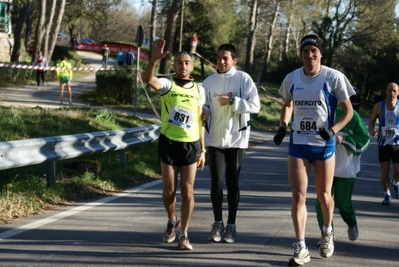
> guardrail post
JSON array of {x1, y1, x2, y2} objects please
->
[
  {"x1": 119, "y1": 149, "x2": 126, "y2": 168},
  {"x1": 46, "y1": 161, "x2": 56, "y2": 187}
]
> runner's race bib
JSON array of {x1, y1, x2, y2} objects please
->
[
  {"x1": 167, "y1": 106, "x2": 194, "y2": 129},
  {"x1": 295, "y1": 115, "x2": 321, "y2": 136}
]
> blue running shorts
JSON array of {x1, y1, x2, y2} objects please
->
[{"x1": 288, "y1": 143, "x2": 335, "y2": 163}]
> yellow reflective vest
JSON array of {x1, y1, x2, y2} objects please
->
[{"x1": 56, "y1": 60, "x2": 73, "y2": 80}]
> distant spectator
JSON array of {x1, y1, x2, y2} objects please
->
[
  {"x1": 126, "y1": 49, "x2": 135, "y2": 68},
  {"x1": 350, "y1": 86, "x2": 361, "y2": 112},
  {"x1": 117, "y1": 49, "x2": 125, "y2": 66},
  {"x1": 101, "y1": 44, "x2": 110, "y2": 67},
  {"x1": 33, "y1": 50, "x2": 48, "y2": 90},
  {"x1": 69, "y1": 35, "x2": 77, "y2": 50}
]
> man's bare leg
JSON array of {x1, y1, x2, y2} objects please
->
[
  {"x1": 59, "y1": 81, "x2": 64, "y2": 103},
  {"x1": 314, "y1": 156, "x2": 335, "y2": 229},
  {"x1": 179, "y1": 163, "x2": 197, "y2": 233},
  {"x1": 288, "y1": 156, "x2": 310, "y2": 242},
  {"x1": 160, "y1": 161, "x2": 178, "y2": 220}
]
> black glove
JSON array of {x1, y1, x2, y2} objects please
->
[
  {"x1": 319, "y1": 127, "x2": 335, "y2": 141},
  {"x1": 273, "y1": 127, "x2": 286, "y2": 145}
]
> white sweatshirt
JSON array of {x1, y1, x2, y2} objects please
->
[{"x1": 202, "y1": 66, "x2": 260, "y2": 148}]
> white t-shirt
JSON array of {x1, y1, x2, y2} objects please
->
[{"x1": 279, "y1": 66, "x2": 355, "y2": 146}]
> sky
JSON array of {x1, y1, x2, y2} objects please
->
[
  {"x1": 129, "y1": 1, "x2": 399, "y2": 18},
  {"x1": 129, "y1": 0, "x2": 151, "y2": 12}
]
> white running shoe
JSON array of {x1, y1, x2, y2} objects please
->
[
  {"x1": 288, "y1": 243, "x2": 310, "y2": 266},
  {"x1": 163, "y1": 215, "x2": 180, "y2": 243},
  {"x1": 319, "y1": 231, "x2": 334, "y2": 258}
]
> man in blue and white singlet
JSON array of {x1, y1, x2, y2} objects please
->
[
  {"x1": 273, "y1": 34, "x2": 355, "y2": 265},
  {"x1": 368, "y1": 82, "x2": 399, "y2": 205}
]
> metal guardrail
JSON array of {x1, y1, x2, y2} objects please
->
[{"x1": 0, "y1": 124, "x2": 161, "y2": 186}]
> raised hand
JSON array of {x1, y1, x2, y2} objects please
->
[{"x1": 152, "y1": 39, "x2": 169, "y2": 61}]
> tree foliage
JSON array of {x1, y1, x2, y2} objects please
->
[{"x1": 7, "y1": 0, "x2": 399, "y2": 103}]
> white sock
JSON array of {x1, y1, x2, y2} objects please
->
[
  {"x1": 322, "y1": 225, "x2": 333, "y2": 234},
  {"x1": 179, "y1": 231, "x2": 187, "y2": 238},
  {"x1": 297, "y1": 239, "x2": 306, "y2": 248}
]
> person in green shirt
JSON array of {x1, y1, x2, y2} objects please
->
[
  {"x1": 316, "y1": 103, "x2": 370, "y2": 243},
  {"x1": 56, "y1": 55, "x2": 73, "y2": 105}
]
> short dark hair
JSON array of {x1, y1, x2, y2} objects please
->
[
  {"x1": 175, "y1": 51, "x2": 192, "y2": 58},
  {"x1": 174, "y1": 51, "x2": 193, "y2": 64},
  {"x1": 218, "y1": 44, "x2": 237, "y2": 59}
]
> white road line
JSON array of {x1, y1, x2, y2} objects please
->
[{"x1": 0, "y1": 179, "x2": 162, "y2": 240}]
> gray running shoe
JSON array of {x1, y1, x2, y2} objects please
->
[
  {"x1": 208, "y1": 222, "x2": 224, "y2": 242},
  {"x1": 222, "y1": 225, "x2": 237, "y2": 243},
  {"x1": 382, "y1": 194, "x2": 391, "y2": 205},
  {"x1": 163, "y1": 216, "x2": 180, "y2": 243},
  {"x1": 319, "y1": 231, "x2": 334, "y2": 258},
  {"x1": 347, "y1": 224, "x2": 359, "y2": 241},
  {"x1": 288, "y1": 243, "x2": 310, "y2": 266}
]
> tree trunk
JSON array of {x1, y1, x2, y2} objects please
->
[
  {"x1": 149, "y1": 0, "x2": 158, "y2": 61},
  {"x1": 33, "y1": 0, "x2": 46, "y2": 59},
  {"x1": 159, "y1": 0, "x2": 182, "y2": 75},
  {"x1": 260, "y1": 1, "x2": 279, "y2": 82},
  {"x1": 282, "y1": 11, "x2": 293, "y2": 63},
  {"x1": 245, "y1": 0, "x2": 259, "y2": 75},
  {"x1": 11, "y1": 1, "x2": 32, "y2": 62},
  {"x1": 43, "y1": 0, "x2": 57, "y2": 58},
  {"x1": 24, "y1": 1, "x2": 34, "y2": 52},
  {"x1": 48, "y1": 0, "x2": 66, "y2": 61}
]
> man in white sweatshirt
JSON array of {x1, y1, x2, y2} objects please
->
[{"x1": 202, "y1": 43, "x2": 260, "y2": 244}]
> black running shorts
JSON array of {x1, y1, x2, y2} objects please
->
[
  {"x1": 378, "y1": 145, "x2": 399, "y2": 163},
  {"x1": 158, "y1": 134, "x2": 200, "y2": 166}
]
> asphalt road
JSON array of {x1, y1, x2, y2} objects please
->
[{"x1": 0, "y1": 133, "x2": 398, "y2": 266}]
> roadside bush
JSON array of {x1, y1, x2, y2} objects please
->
[
  {"x1": 52, "y1": 46, "x2": 82, "y2": 67},
  {"x1": 0, "y1": 64, "x2": 35, "y2": 86},
  {"x1": 95, "y1": 69, "x2": 136, "y2": 104}
]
